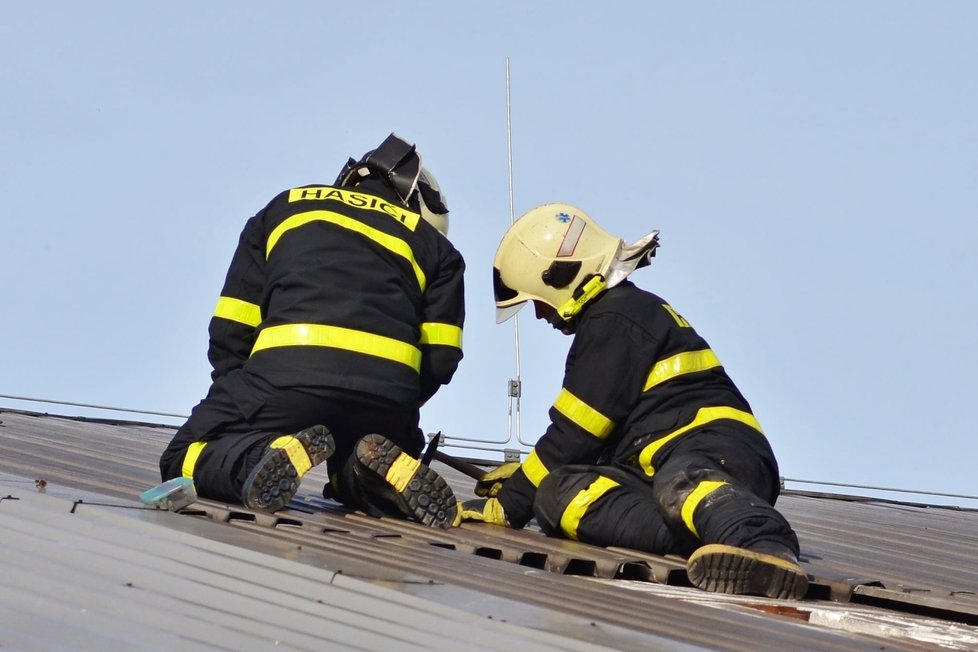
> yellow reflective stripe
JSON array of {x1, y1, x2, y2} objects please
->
[
  {"x1": 286, "y1": 187, "x2": 421, "y2": 231},
  {"x1": 270, "y1": 435, "x2": 312, "y2": 476},
  {"x1": 553, "y1": 388, "x2": 615, "y2": 439},
  {"x1": 662, "y1": 304, "x2": 691, "y2": 327},
  {"x1": 213, "y1": 296, "x2": 262, "y2": 328},
  {"x1": 386, "y1": 453, "x2": 421, "y2": 492},
  {"x1": 266, "y1": 210, "x2": 427, "y2": 291},
  {"x1": 560, "y1": 476, "x2": 620, "y2": 541},
  {"x1": 639, "y1": 407, "x2": 764, "y2": 478},
  {"x1": 251, "y1": 323, "x2": 421, "y2": 372},
  {"x1": 182, "y1": 441, "x2": 207, "y2": 479},
  {"x1": 522, "y1": 450, "x2": 550, "y2": 487},
  {"x1": 419, "y1": 322, "x2": 462, "y2": 348},
  {"x1": 680, "y1": 480, "x2": 729, "y2": 539},
  {"x1": 644, "y1": 349, "x2": 721, "y2": 392},
  {"x1": 556, "y1": 275, "x2": 607, "y2": 320}
]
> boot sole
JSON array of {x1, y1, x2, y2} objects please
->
[
  {"x1": 686, "y1": 543, "x2": 809, "y2": 600},
  {"x1": 242, "y1": 425, "x2": 335, "y2": 512},
  {"x1": 355, "y1": 434, "x2": 457, "y2": 529}
]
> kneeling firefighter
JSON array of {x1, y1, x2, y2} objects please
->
[
  {"x1": 159, "y1": 133, "x2": 465, "y2": 528},
  {"x1": 457, "y1": 203, "x2": 808, "y2": 599}
]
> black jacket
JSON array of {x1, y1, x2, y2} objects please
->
[
  {"x1": 497, "y1": 281, "x2": 762, "y2": 527},
  {"x1": 207, "y1": 178, "x2": 465, "y2": 406}
]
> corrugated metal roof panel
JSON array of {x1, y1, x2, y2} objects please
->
[
  {"x1": 2, "y1": 407, "x2": 977, "y2": 651},
  {"x1": 0, "y1": 475, "x2": 650, "y2": 652}
]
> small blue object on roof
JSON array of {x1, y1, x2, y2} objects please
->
[{"x1": 139, "y1": 476, "x2": 197, "y2": 511}]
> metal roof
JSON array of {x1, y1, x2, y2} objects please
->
[{"x1": 2, "y1": 406, "x2": 977, "y2": 651}]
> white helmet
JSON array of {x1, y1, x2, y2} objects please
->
[{"x1": 493, "y1": 203, "x2": 659, "y2": 324}]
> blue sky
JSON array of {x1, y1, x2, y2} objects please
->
[{"x1": 2, "y1": 2, "x2": 976, "y2": 506}]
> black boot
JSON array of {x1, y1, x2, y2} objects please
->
[
  {"x1": 241, "y1": 425, "x2": 335, "y2": 512},
  {"x1": 353, "y1": 433, "x2": 457, "y2": 528},
  {"x1": 685, "y1": 543, "x2": 809, "y2": 600}
]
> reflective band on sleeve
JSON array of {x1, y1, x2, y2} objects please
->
[
  {"x1": 559, "y1": 476, "x2": 620, "y2": 541},
  {"x1": 419, "y1": 322, "x2": 463, "y2": 348},
  {"x1": 639, "y1": 406, "x2": 763, "y2": 478},
  {"x1": 680, "y1": 480, "x2": 730, "y2": 539},
  {"x1": 213, "y1": 296, "x2": 262, "y2": 328},
  {"x1": 270, "y1": 435, "x2": 312, "y2": 476},
  {"x1": 386, "y1": 453, "x2": 421, "y2": 492},
  {"x1": 522, "y1": 450, "x2": 550, "y2": 487},
  {"x1": 553, "y1": 388, "x2": 615, "y2": 439},
  {"x1": 182, "y1": 441, "x2": 207, "y2": 480},
  {"x1": 251, "y1": 323, "x2": 422, "y2": 372},
  {"x1": 644, "y1": 349, "x2": 721, "y2": 392},
  {"x1": 266, "y1": 210, "x2": 426, "y2": 291},
  {"x1": 662, "y1": 304, "x2": 691, "y2": 327}
]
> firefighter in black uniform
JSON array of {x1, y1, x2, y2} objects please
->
[
  {"x1": 457, "y1": 203, "x2": 808, "y2": 598},
  {"x1": 159, "y1": 134, "x2": 464, "y2": 528}
]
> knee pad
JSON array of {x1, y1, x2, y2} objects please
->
[
  {"x1": 534, "y1": 467, "x2": 593, "y2": 535},
  {"x1": 535, "y1": 467, "x2": 620, "y2": 541},
  {"x1": 654, "y1": 465, "x2": 735, "y2": 532}
]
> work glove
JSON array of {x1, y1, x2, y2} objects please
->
[
  {"x1": 474, "y1": 461, "x2": 521, "y2": 498},
  {"x1": 452, "y1": 497, "x2": 509, "y2": 527}
]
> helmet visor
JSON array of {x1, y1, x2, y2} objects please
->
[
  {"x1": 418, "y1": 171, "x2": 449, "y2": 215},
  {"x1": 495, "y1": 301, "x2": 526, "y2": 324},
  {"x1": 493, "y1": 266, "x2": 526, "y2": 323},
  {"x1": 493, "y1": 267, "x2": 519, "y2": 303}
]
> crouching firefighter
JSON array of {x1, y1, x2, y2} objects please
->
[
  {"x1": 159, "y1": 133, "x2": 465, "y2": 528},
  {"x1": 457, "y1": 203, "x2": 808, "y2": 598}
]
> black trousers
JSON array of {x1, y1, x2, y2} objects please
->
[
  {"x1": 533, "y1": 427, "x2": 799, "y2": 557},
  {"x1": 159, "y1": 368, "x2": 422, "y2": 504}
]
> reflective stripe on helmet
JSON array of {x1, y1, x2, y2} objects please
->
[{"x1": 555, "y1": 213, "x2": 587, "y2": 257}]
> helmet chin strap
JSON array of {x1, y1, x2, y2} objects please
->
[
  {"x1": 551, "y1": 230, "x2": 659, "y2": 325},
  {"x1": 556, "y1": 275, "x2": 607, "y2": 321}
]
